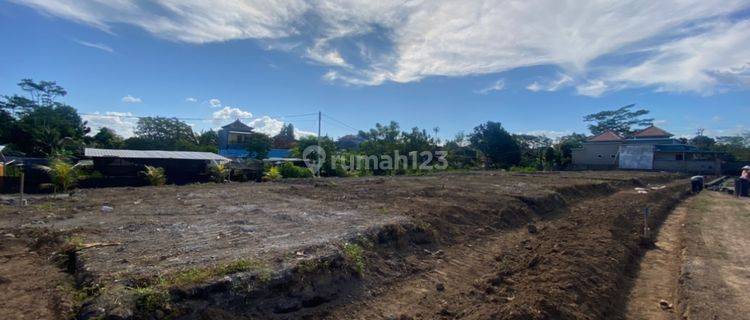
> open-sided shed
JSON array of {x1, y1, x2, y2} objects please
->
[{"x1": 84, "y1": 148, "x2": 230, "y2": 185}]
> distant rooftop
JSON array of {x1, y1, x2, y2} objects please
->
[
  {"x1": 85, "y1": 148, "x2": 229, "y2": 161},
  {"x1": 631, "y1": 125, "x2": 673, "y2": 138},
  {"x1": 220, "y1": 119, "x2": 253, "y2": 132},
  {"x1": 588, "y1": 131, "x2": 624, "y2": 142}
]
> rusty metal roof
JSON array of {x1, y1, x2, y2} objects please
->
[{"x1": 84, "y1": 148, "x2": 229, "y2": 161}]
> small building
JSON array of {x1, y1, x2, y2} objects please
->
[
  {"x1": 84, "y1": 148, "x2": 229, "y2": 185},
  {"x1": 218, "y1": 119, "x2": 256, "y2": 159},
  {"x1": 572, "y1": 126, "x2": 721, "y2": 174},
  {"x1": 217, "y1": 120, "x2": 294, "y2": 161}
]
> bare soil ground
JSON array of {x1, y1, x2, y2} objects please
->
[
  {"x1": 624, "y1": 195, "x2": 686, "y2": 320},
  {"x1": 676, "y1": 192, "x2": 750, "y2": 319},
  {"x1": 0, "y1": 170, "x2": 686, "y2": 319}
]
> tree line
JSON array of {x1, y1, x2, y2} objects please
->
[{"x1": 2, "y1": 79, "x2": 749, "y2": 174}]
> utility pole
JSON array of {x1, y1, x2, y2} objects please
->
[
  {"x1": 317, "y1": 111, "x2": 322, "y2": 143},
  {"x1": 317, "y1": 111, "x2": 322, "y2": 177}
]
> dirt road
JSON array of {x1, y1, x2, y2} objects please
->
[
  {"x1": 676, "y1": 192, "x2": 750, "y2": 319},
  {"x1": 624, "y1": 196, "x2": 687, "y2": 320}
]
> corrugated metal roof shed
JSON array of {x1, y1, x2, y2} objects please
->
[{"x1": 85, "y1": 148, "x2": 229, "y2": 161}]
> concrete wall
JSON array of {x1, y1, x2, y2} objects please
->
[
  {"x1": 653, "y1": 159, "x2": 721, "y2": 174},
  {"x1": 619, "y1": 145, "x2": 654, "y2": 170},
  {"x1": 572, "y1": 142, "x2": 620, "y2": 166}
]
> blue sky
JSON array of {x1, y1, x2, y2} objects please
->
[{"x1": 1, "y1": 1, "x2": 749, "y2": 140}]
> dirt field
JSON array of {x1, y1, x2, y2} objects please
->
[
  {"x1": 0, "y1": 170, "x2": 688, "y2": 319},
  {"x1": 675, "y1": 192, "x2": 750, "y2": 319}
]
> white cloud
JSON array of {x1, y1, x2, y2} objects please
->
[
  {"x1": 14, "y1": 0, "x2": 750, "y2": 95},
  {"x1": 474, "y1": 79, "x2": 505, "y2": 95},
  {"x1": 208, "y1": 98, "x2": 221, "y2": 108},
  {"x1": 211, "y1": 106, "x2": 252, "y2": 125},
  {"x1": 73, "y1": 39, "x2": 113, "y2": 53},
  {"x1": 575, "y1": 80, "x2": 609, "y2": 97},
  {"x1": 185, "y1": 97, "x2": 198, "y2": 103},
  {"x1": 589, "y1": 20, "x2": 750, "y2": 96},
  {"x1": 121, "y1": 95, "x2": 142, "y2": 103},
  {"x1": 306, "y1": 39, "x2": 350, "y2": 67},
  {"x1": 521, "y1": 130, "x2": 572, "y2": 140},
  {"x1": 210, "y1": 110, "x2": 316, "y2": 138},
  {"x1": 82, "y1": 112, "x2": 138, "y2": 138},
  {"x1": 526, "y1": 74, "x2": 573, "y2": 92},
  {"x1": 247, "y1": 115, "x2": 316, "y2": 138}
]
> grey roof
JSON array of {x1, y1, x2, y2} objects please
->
[{"x1": 85, "y1": 148, "x2": 229, "y2": 161}]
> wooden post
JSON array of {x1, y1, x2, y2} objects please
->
[
  {"x1": 19, "y1": 172, "x2": 25, "y2": 206},
  {"x1": 643, "y1": 207, "x2": 650, "y2": 238}
]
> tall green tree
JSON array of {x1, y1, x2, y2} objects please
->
[
  {"x1": 583, "y1": 104, "x2": 653, "y2": 136},
  {"x1": 689, "y1": 135, "x2": 716, "y2": 149},
  {"x1": 244, "y1": 132, "x2": 273, "y2": 159},
  {"x1": 1, "y1": 79, "x2": 88, "y2": 156},
  {"x1": 444, "y1": 132, "x2": 480, "y2": 169},
  {"x1": 272, "y1": 123, "x2": 296, "y2": 149},
  {"x1": 293, "y1": 136, "x2": 343, "y2": 177},
  {"x1": 469, "y1": 121, "x2": 520, "y2": 169},
  {"x1": 513, "y1": 134, "x2": 552, "y2": 168},
  {"x1": 92, "y1": 127, "x2": 124, "y2": 149},
  {"x1": 335, "y1": 134, "x2": 363, "y2": 151},
  {"x1": 555, "y1": 133, "x2": 588, "y2": 167},
  {"x1": 125, "y1": 117, "x2": 197, "y2": 150}
]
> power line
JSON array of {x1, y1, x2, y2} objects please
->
[{"x1": 322, "y1": 113, "x2": 361, "y2": 132}]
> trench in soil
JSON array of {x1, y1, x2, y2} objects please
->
[{"x1": 64, "y1": 175, "x2": 690, "y2": 319}]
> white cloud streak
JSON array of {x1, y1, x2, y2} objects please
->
[
  {"x1": 73, "y1": 39, "x2": 113, "y2": 53},
  {"x1": 14, "y1": 0, "x2": 750, "y2": 95},
  {"x1": 475, "y1": 79, "x2": 505, "y2": 95},
  {"x1": 526, "y1": 74, "x2": 573, "y2": 92},
  {"x1": 121, "y1": 95, "x2": 142, "y2": 103}
]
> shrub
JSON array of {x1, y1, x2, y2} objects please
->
[
  {"x1": 342, "y1": 243, "x2": 366, "y2": 275},
  {"x1": 142, "y1": 165, "x2": 166, "y2": 186},
  {"x1": 278, "y1": 162, "x2": 312, "y2": 178},
  {"x1": 263, "y1": 166, "x2": 282, "y2": 181},
  {"x1": 509, "y1": 166, "x2": 537, "y2": 173},
  {"x1": 208, "y1": 160, "x2": 230, "y2": 182},
  {"x1": 38, "y1": 159, "x2": 90, "y2": 193}
]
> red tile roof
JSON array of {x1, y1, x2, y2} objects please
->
[
  {"x1": 632, "y1": 126, "x2": 672, "y2": 138},
  {"x1": 588, "y1": 131, "x2": 624, "y2": 142}
]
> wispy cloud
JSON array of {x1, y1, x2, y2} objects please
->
[
  {"x1": 475, "y1": 79, "x2": 505, "y2": 95},
  {"x1": 208, "y1": 98, "x2": 221, "y2": 108},
  {"x1": 185, "y1": 97, "x2": 198, "y2": 103},
  {"x1": 121, "y1": 94, "x2": 142, "y2": 103},
  {"x1": 73, "y1": 39, "x2": 113, "y2": 53},
  {"x1": 15, "y1": 0, "x2": 750, "y2": 95},
  {"x1": 526, "y1": 74, "x2": 573, "y2": 92}
]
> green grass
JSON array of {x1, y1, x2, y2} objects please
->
[
  {"x1": 132, "y1": 287, "x2": 170, "y2": 314},
  {"x1": 342, "y1": 243, "x2": 366, "y2": 275},
  {"x1": 156, "y1": 259, "x2": 273, "y2": 288}
]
